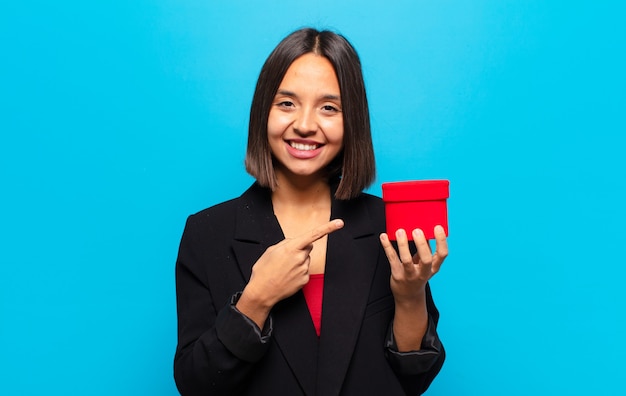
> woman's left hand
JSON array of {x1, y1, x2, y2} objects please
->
[{"x1": 380, "y1": 225, "x2": 448, "y2": 304}]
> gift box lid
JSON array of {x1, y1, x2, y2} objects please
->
[{"x1": 382, "y1": 180, "x2": 450, "y2": 202}]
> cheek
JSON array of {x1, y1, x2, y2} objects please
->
[
  {"x1": 267, "y1": 112, "x2": 289, "y2": 137},
  {"x1": 323, "y1": 120, "x2": 344, "y2": 144}
]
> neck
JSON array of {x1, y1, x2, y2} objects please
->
[{"x1": 271, "y1": 169, "x2": 332, "y2": 210}]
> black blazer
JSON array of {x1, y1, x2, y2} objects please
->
[{"x1": 174, "y1": 183, "x2": 444, "y2": 396}]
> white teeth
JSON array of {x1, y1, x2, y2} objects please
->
[{"x1": 290, "y1": 142, "x2": 318, "y2": 151}]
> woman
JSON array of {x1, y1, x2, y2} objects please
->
[{"x1": 174, "y1": 28, "x2": 448, "y2": 396}]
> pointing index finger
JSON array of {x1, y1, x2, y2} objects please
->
[{"x1": 295, "y1": 219, "x2": 344, "y2": 249}]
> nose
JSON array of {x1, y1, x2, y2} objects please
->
[{"x1": 293, "y1": 107, "x2": 317, "y2": 136}]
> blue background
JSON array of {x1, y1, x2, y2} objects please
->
[{"x1": 2, "y1": 1, "x2": 625, "y2": 395}]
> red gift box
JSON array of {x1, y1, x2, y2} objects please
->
[{"x1": 382, "y1": 180, "x2": 450, "y2": 240}]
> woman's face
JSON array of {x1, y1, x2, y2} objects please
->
[{"x1": 267, "y1": 53, "x2": 344, "y2": 182}]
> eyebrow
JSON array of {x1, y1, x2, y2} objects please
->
[{"x1": 276, "y1": 89, "x2": 341, "y2": 101}]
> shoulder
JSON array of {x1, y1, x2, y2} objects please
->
[
  {"x1": 176, "y1": 199, "x2": 239, "y2": 253},
  {"x1": 183, "y1": 182, "x2": 271, "y2": 237},
  {"x1": 357, "y1": 192, "x2": 385, "y2": 225},
  {"x1": 356, "y1": 191, "x2": 384, "y2": 207},
  {"x1": 340, "y1": 191, "x2": 384, "y2": 214},
  {"x1": 187, "y1": 197, "x2": 239, "y2": 228}
]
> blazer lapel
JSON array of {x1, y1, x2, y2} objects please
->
[
  {"x1": 231, "y1": 184, "x2": 280, "y2": 282},
  {"x1": 231, "y1": 183, "x2": 319, "y2": 396},
  {"x1": 316, "y1": 196, "x2": 381, "y2": 396}
]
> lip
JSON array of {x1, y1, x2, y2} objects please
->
[{"x1": 284, "y1": 139, "x2": 324, "y2": 159}]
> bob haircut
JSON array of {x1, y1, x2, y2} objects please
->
[{"x1": 245, "y1": 28, "x2": 375, "y2": 200}]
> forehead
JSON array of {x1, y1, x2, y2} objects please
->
[{"x1": 279, "y1": 53, "x2": 340, "y2": 94}]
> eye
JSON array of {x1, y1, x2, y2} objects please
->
[
  {"x1": 321, "y1": 104, "x2": 340, "y2": 113},
  {"x1": 276, "y1": 101, "x2": 295, "y2": 108}
]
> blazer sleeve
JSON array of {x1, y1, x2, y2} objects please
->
[
  {"x1": 173, "y1": 215, "x2": 272, "y2": 396},
  {"x1": 384, "y1": 283, "x2": 445, "y2": 395}
]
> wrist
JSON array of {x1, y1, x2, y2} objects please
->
[
  {"x1": 393, "y1": 289, "x2": 427, "y2": 310},
  {"x1": 237, "y1": 285, "x2": 273, "y2": 314}
]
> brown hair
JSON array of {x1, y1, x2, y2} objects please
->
[{"x1": 245, "y1": 28, "x2": 375, "y2": 200}]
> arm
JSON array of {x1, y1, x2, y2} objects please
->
[
  {"x1": 234, "y1": 219, "x2": 344, "y2": 328},
  {"x1": 174, "y1": 218, "x2": 270, "y2": 396},
  {"x1": 380, "y1": 226, "x2": 448, "y2": 393},
  {"x1": 384, "y1": 283, "x2": 445, "y2": 394},
  {"x1": 174, "y1": 217, "x2": 344, "y2": 395}
]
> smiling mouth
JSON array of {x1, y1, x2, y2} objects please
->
[{"x1": 289, "y1": 141, "x2": 320, "y2": 151}]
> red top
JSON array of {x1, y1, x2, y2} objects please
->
[{"x1": 302, "y1": 274, "x2": 324, "y2": 337}]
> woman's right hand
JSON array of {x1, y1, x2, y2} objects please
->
[{"x1": 235, "y1": 219, "x2": 344, "y2": 328}]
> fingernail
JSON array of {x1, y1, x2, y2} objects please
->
[{"x1": 396, "y1": 229, "x2": 405, "y2": 238}]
